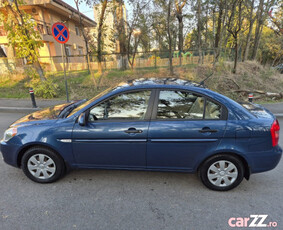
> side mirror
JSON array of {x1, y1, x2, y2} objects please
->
[{"x1": 78, "y1": 113, "x2": 86, "y2": 126}]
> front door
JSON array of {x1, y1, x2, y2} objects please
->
[
  {"x1": 72, "y1": 90, "x2": 153, "y2": 168},
  {"x1": 147, "y1": 90, "x2": 227, "y2": 171}
]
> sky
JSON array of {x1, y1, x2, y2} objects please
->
[{"x1": 64, "y1": 0, "x2": 131, "y2": 22}]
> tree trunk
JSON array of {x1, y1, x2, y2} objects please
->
[
  {"x1": 74, "y1": 0, "x2": 91, "y2": 73},
  {"x1": 204, "y1": 1, "x2": 209, "y2": 48},
  {"x1": 227, "y1": 0, "x2": 243, "y2": 74},
  {"x1": 251, "y1": 0, "x2": 264, "y2": 60},
  {"x1": 177, "y1": 15, "x2": 183, "y2": 52},
  {"x1": 177, "y1": 15, "x2": 183, "y2": 65},
  {"x1": 243, "y1": 23, "x2": 254, "y2": 61},
  {"x1": 129, "y1": 36, "x2": 141, "y2": 69},
  {"x1": 33, "y1": 60, "x2": 45, "y2": 81},
  {"x1": 233, "y1": 36, "x2": 238, "y2": 73},
  {"x1": 168, "y1": 0, "x2": 173, "y2": 76},
  {"x1": 212, "y1": 6, "x2": 216, "y2": 48},
  {"x1": 214, "y1": 0, "x2": 224, "y2": 63},
  {"x1": 175, "y1": 0, "x2": 187, "y2": 65},
  {"x1": 115, "y1": 0, "x2": 128, "y2": 70},
  {"x1": 97, "y1": 0, "x2": 108, "y2": 73},
  {"x1": 243, "y1": 0, "x2": 255, "y2": 61},
  {"x1": 197, "y1": 0, "x2": 202, "y2": 64}
]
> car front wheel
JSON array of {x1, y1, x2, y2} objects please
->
[
  {"x1": 21, "y1": 147, "x2": 65, "y2": 183},
  {"x1": 199, "y1": 154, "x2": 244, "y2": 191}
]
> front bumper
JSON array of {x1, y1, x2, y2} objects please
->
[{"x1": 0, "y1": 140, "x2": 21, "y2": 168}]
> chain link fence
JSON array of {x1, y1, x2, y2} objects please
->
[{"x1": 0, "y1": 49, "x2": 233, "y2": 74}]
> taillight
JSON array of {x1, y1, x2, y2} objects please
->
[{"x1": 271, "y1": 119, "x2": 280, "y2": 147}]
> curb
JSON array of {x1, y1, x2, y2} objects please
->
[{"x1": 0, "y1": 107, "x2": 40, "y2": 113}]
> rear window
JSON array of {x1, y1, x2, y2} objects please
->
[{"x1": 239, "y1": 102, "x2": 273, "y2": 119}]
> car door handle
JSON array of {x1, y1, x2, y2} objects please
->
[
  {"x1": 124, "y1": 128, "x2": 143, "y2": 134},
  {"x1": 199, "y1": 128, "x2": 218, "y2": 133}
]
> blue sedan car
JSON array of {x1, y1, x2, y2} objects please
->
[{"x1": 1, "y1": 78, "x2": 282, "y2": 191}]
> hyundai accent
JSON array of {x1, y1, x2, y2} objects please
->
[{"x1": 1, "y1": 78, "x2": 281, "y2": 191}]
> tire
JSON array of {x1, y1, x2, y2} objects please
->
[
  {"x1": 199, "y1": 154, "x2": 244, "y2": 191},
  {"x1": 21, "y1": 147, "x2": 65, "y2": 183}
]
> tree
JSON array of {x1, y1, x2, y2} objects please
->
[
  {"x1": 151, "y1": 11, "x2": 168, "y2": 51},
  {"x1": 196, "y1": 0, "x2": 203, "y2": 64},
  {"x1": 214, "y1": 0, "x2": 228, "y2": 64},
  {"x1": 113, "y1": 0, "x2": 128, "y2": 70},
  {"x1": 258, "y1": 27, "x2": 283, "y2": 65},
  {"x1": 268, "y1": 5, "x2": 283, "y2": 35},
  {"x1": 251, "y1": 0, "x2": 265, "y2": 60},
  {"x1": 86, "y1": 0, "x2": 113, "y2": 73},
  {"x1": 242, "y1": 0, "x2": 256, "y2": 61},
  {"x1": 152, "y1": 0, "x2": 175, "y2": 75},
  {"x1": 175, "y1": 0, "x2": 187, "y2": 63},
  {"x1": 1, "y1": 0, "x2": 45, "y2": 80},
  {"x1": 125, "y1": 0, "x2": 149, "y2": 69},
  {"x1": 167, "y1": 0, "x2": 174, "y2": 75},
  {"x1": 226, "y1": 0, "x2": 244, "y2": 73},
  {"x1": 90, "y1": 0, "x2": 110, "y2": 73},
  {"x1": 74, "y1": 0, "x2": 92, "y2": 73},
  {"x1": 251, "y1": 0, "x2": 276, "y2": 60}
]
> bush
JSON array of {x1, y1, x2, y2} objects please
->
[{"x1": 31, "y1": 78, "x2": 59, "y2": 99}]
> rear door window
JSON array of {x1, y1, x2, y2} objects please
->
[{"x1": 156, "y1": 90, "x2": 223, "y2": 120}]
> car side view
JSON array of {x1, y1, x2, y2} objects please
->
[{"x1": 1, "y1": 78, "x2": 282, "y2": 191}]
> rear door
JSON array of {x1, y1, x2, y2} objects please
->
[{"x1": 147, "y1": 89, "x2": 227, "y2": 171}]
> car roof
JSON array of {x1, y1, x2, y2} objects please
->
[{"x1": 111, "y1": 78, "x2": 204, "y2": 91}]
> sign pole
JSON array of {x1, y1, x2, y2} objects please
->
[
  {"x1": 52, "y1": 22, "x2": 70, "y2": 103},
  {"x1": 61, "y1": 43, "x2": 69, "y2": 102}
]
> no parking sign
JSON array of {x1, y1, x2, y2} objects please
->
[{"x1": 52, "y1": 22, "x2": 69, "y2": 44}]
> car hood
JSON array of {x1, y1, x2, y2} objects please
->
[{"x1": 11, "y1": 103, "x2": 72, "y2": 127}]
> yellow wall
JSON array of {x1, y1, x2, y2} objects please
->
[{"x1": 0, "y1": 5, "x2": 89, "y2": 58}]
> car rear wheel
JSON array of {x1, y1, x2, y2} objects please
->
[
  {"x1": 21, "y1": 147, "x2": 65, "y2": 183},
  {"x1": 199, "y1": 154, "x2": 244, "y2": 191}
]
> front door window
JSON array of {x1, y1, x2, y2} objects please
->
[{"x1": 89, "y1": 90, "x2": 151, "y2": 121}]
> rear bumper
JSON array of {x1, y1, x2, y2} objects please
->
[
  {"x1": 248, "y1": 145, "x2": 282, "y2": 174},
  {"x1": 0, "y1": 140, "x2": 20, "y2": 168}
]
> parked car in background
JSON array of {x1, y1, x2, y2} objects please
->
[
  {"x1": 273, "y1": 63, "x2": 283, "y2": 74},
  {"x1": 1, "y1": 78, "x2": 282, "y2": 191}
]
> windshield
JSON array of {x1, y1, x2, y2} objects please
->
[{"x1": 67, "y1": 87, "x2": 114, "y2": 117}]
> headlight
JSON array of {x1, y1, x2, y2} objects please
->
[{"x1": 3, "y1": 128, "x2": 17, "y2": 142}]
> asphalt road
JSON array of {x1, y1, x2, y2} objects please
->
[{"x1": 0, "y1": 112, "x2": 282, "y2": 230}]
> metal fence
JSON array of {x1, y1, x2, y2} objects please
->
[{"x1": 0, "y1": 49, "x2": 233, "y2": 74}]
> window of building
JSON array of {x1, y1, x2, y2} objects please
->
[
  {"x1": 75, "y1": 26, "x2": 80, "y2": 36},
  {"x1": 46, "y1": 25, "x2": 52, "y2": 35},
  {"x1": 37, "y1": 23, "x2": 44, "y2": 34},
  {"x1": 78, "y1": 47, "x2": 83, "y2": 55},
  {"x1": 65, "y1": 46, "x2": 71, "y2": 56}
]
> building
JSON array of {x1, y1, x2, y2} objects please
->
[{"x1": 0, "y1": 0, "x2": 96, "y2": 71}]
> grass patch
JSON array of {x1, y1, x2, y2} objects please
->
[{"x1": 0, "y1": 62, "x2": 282, "y2": 103}]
